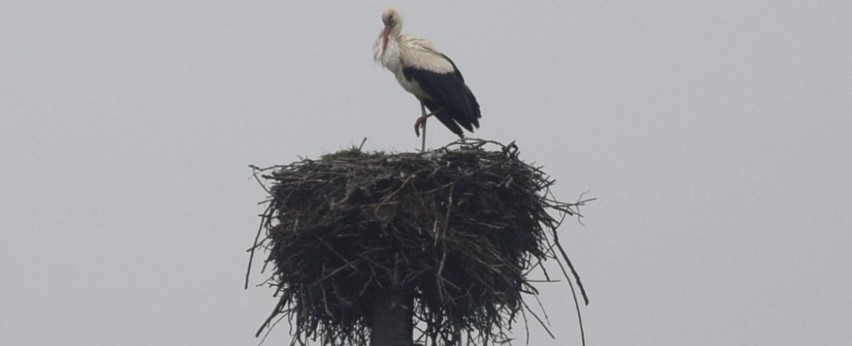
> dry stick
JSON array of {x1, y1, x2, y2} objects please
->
[
  {"x1": 547, "y1": 192, "x2": 591, "y2": 305},
  {"x1": 251, "y1": 139, "x2": 589, "y2": 345},
  {"x1": 551, "y1": 225, "x2": 589, "y2": 305},
  {"x1": 257, "y1": 314, "x2": 288, "y2": 346},
  {"x1": 393, "y1": 252, "x2": 400, "y2": 286},
  {"x1": 436, "y1": 184, "x2": 455, "y2": 304},
  {"x1": 256, "y1": 297, "x2": 288, "y2": 337},
  {"x1": 246, "y1": 212, "x2": 266, "y2": 289},
  {"x1": 552, "y1": 241, "x2": 587, "y2": 346},
  {"x1": 317, "y1": 234, "x2": 360, "y2": 269},
  {"x1": 246, "y1": 164, "x2": 283, "y2": 289},
  {"x1": 531, "y1": 198, "x2": 588, "y2": 346},
  {"x1": 375, "y1": 175, "x2": 413, "y2": 213},
  {"x1": 520, "y1": 300, "x2": 555, "y2": 339},
  {"x1": 321, "y1": 279, "x2": 333, "y2": 317},
  {"x1": 531, "y1": 292, "x2": 552, "y2": 327}
]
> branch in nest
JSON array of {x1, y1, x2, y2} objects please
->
[{"x1": 248, "y1": 138, "x2": 593, "y2": 346}]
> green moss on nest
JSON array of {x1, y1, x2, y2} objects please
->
[{"x1": 320, "y1": 146, "x2": 387, "y2": 162}]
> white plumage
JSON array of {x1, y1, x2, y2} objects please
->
[{"x1": 373, "y1": 7, "x2": 481, "y2": 149}]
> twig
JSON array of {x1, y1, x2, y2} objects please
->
[{"x1": 248, "y1": 138, "x2": 594, "y2": 346}]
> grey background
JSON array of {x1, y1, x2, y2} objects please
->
[{"x1": 2, "y1": 1, "x2": 850, "y2": 345}]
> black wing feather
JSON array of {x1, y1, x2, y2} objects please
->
[{"x1": 403, "y1": 56, "x2": 481, "y2": 137}]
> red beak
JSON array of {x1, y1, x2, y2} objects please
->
[{"x1": 382, "y1": 26, "x2": 391, "y2": 52}]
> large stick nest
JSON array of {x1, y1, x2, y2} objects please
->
[{"x1": 249, "y1": 139, "x2": 591, "y2": 346}]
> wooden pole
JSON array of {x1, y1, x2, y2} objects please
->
[{"x1": 370, "y1": 287, "x2": 413, "y2": 346}]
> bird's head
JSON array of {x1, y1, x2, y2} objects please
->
[
  {"x1": 381, "y1": 7, "x2": 402, "y2": 29},
  {"x1": 379, "y1": 7, "x2": 403, "y2": 51}
]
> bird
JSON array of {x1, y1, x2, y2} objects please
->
[{"x1": 373, "y1": 7, "x2": 481, "y2": 151}]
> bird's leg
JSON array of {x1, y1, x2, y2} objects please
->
[
  {"x1": 414, "y1": 103, "x2": 431, "y2": 151},
  {"x1": 414, "y1": 103, "x2": 431, "y2": 137},
  {"x1": 414, "y1": 105, "x2": 445, "y2": 151}
]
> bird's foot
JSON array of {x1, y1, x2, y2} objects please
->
[{"x1": 414, "y1": 115, "x2": 428, "y2": 137}]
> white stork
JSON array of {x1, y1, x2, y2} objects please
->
[{"x1": 373, "y1": 7, "x2": 481, "y2": 150}]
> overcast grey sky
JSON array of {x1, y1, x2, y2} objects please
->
[{"x1": 1, "y1": 1, "x2": 850, "y2": 345}]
